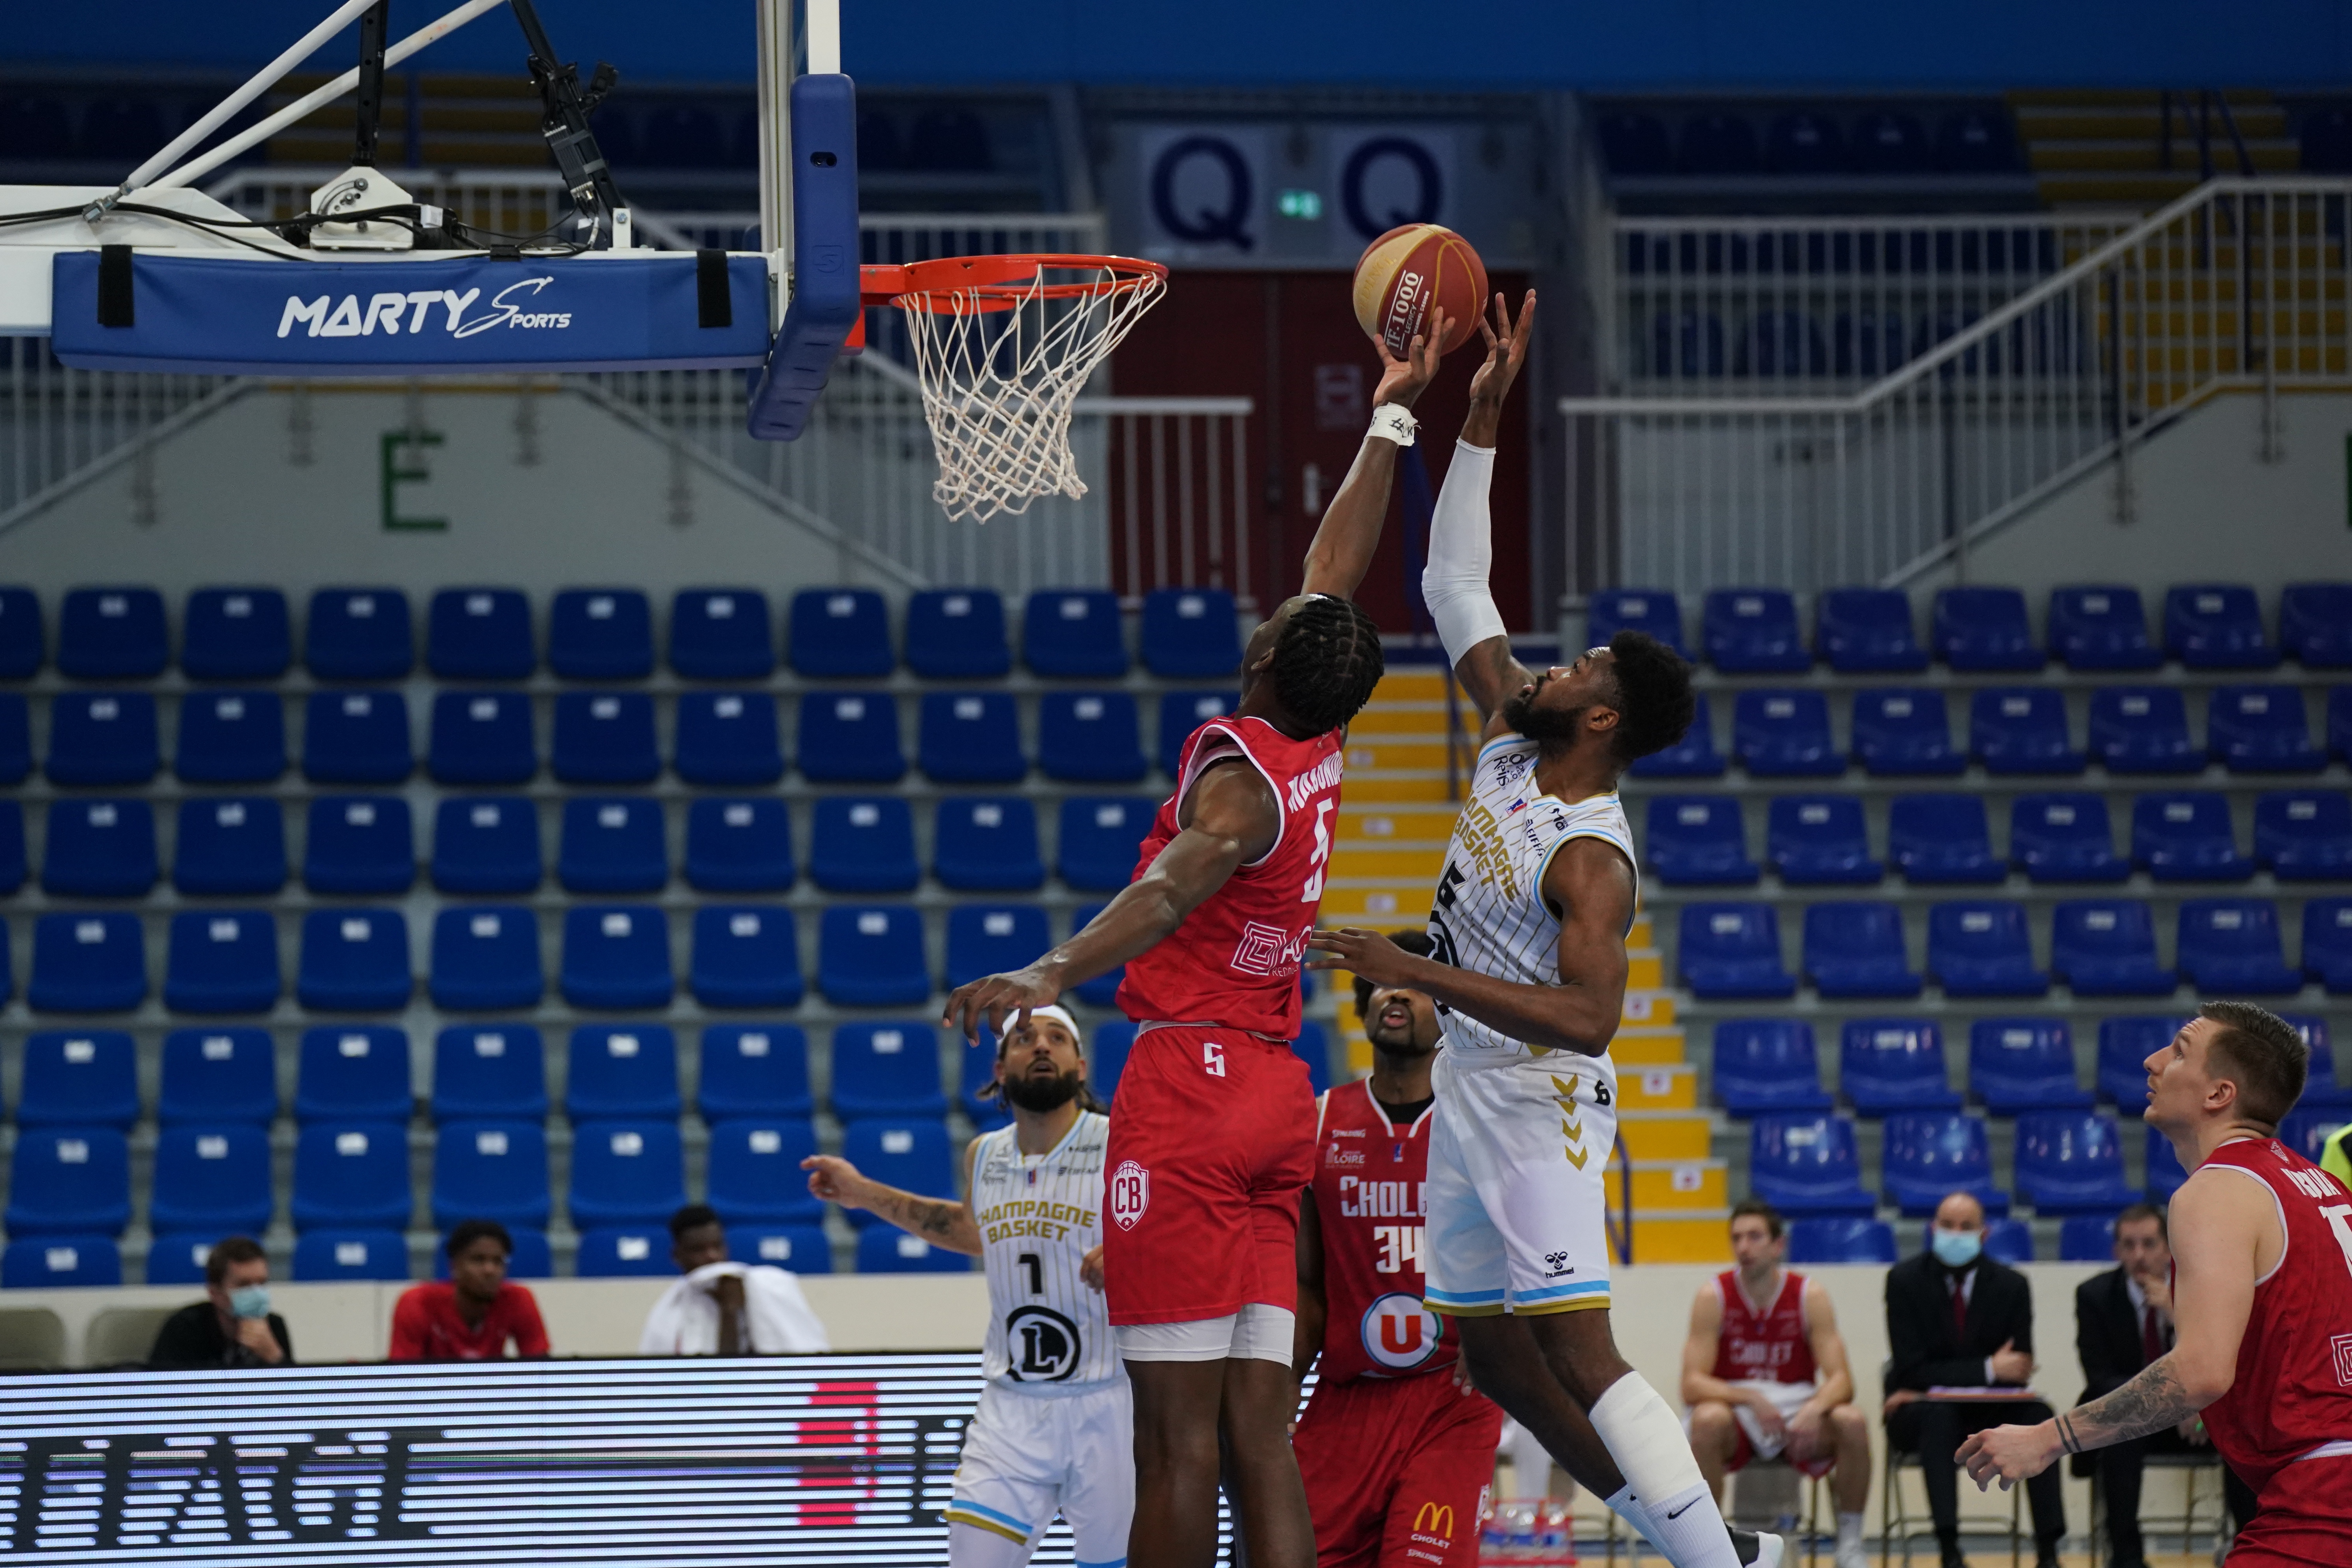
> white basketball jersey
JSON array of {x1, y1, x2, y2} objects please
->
[
  {"x1": 972, "y1": 1111, "x2": 1121, "y2": 1389},
  {"x1": 1428, "y1": 735, "x2": 1638, "y2": 1060}
]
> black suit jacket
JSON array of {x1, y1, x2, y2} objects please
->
[
  {"x1": 2075, "y1": 1265, "x2": 2156, "y2": 1404},
  {"x1": 1884, "y1": 1250, "x2": 2035, "y2": 1392}
]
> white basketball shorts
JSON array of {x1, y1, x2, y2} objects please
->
[
  {"x1": 946, "y1": 1377, "x2": 1135, "y2": 1568},
  {"x1": 1423, "y1": 1047, "x2": 1619, "y2": 1317}
]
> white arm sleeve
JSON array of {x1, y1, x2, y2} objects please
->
[{"x1": 1420, "y1": 438, "x2": 1510, "y2": 667}]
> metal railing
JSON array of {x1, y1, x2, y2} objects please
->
[
  {"x1": 1562, "y1": 179, "x2": 2352, "y2": 599},
  {"x1": 0, "y1": 340, "x2": 244, "y2": 532}
]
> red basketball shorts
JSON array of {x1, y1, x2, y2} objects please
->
[
  {"x1": 2225, "y1": 1454, "x2": 2352, "y2": 1566},
  {"x1": 1102, "y1": 1025, "x2": 1316, "y2": 1326},
  {"x1": 1294, "y1": 1369, "x2": 1503, "y2": 1568}
]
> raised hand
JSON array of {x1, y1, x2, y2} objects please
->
[
  {"x1": 1466, "y1": 290, "x2": 1536, "y2": 409},
  {"x1": 1370, "y1": 304, "x2": 1448, "y2": 410},
  {"x1": 801, "y1": 1153, "x2": 872, "y2": 1209},
  {"x1": 942, "y1": 963, "x2": 1062, "y2": 1043}
]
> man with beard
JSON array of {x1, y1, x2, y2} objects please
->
[{"x1": 804, "y1": 1006, "x2": 1125, "y2": 1568}]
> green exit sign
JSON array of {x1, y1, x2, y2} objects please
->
[{"x1": 1278, "y1": 189, "x2": 1323, "y2": 220}]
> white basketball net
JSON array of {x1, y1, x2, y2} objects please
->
[{"x1": 897, "y1": 261, "x2": 1167, "y2": 524}]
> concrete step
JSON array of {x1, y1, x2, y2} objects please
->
[
  {"x1": 2026, "y1": 140, "x2": 2298, "y2": 173},
  {"x1": 1625, "y1": 1212, "x2": 1733, "y2": 1264},
  {"x1": 1618, "y1": 1112, "x2": 1715, "y2": 1163},
  {"x1": 2013, "y1": 107, "x2": 2288, "y2": 140},
  {"x1": 1612, "y1": 1025, "x2": 1689, "y2": 1067},
  {"x1": 1334, "y1": 775, "x2": 1456, "y2": 803},
  {"x1": 1604, "y1": 1159, "x2": 1728, "y2": 1210},
  {"x1": 1618, "y1": 1062, "x2": 1698, "y2": 1112}
]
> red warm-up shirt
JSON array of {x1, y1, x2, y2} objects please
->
[{"x1": 387, "y1": 1281, "x2": 550, "y2": 1362}]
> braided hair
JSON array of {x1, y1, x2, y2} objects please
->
[{"x1": 1270, "y1": 594, "x2": 1387, "y2": 734}]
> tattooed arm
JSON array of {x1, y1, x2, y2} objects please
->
[{"x1": 802, "y1": 1144, "x2": 985, "y2": 1256}]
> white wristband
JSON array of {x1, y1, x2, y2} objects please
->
[{"x1": 1367, "y1": 404, "x2": 1417, "y2": 446}]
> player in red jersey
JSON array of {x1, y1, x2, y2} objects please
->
[
  {"x1": 943, "y1": 317, "x2": 1448, "y2": 1568},
  {"x1": 1962, "y1": 1001, "x2": 2352, "y2": 1564},
  {"x1": 1293, "y1": 931, "x2": 1504, "y2": 1568}
]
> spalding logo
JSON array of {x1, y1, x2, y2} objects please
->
[
  {"x1": 1109, "y1": 1159, "x2": 1151, "y2": 1231},
  {"x1": 1360, "y1": 1291, "x2": 1443, "y2": 1371}
]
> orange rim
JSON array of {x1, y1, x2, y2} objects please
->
[{"x1": 860, "y1": 253, "x2": 1170, "y2": 314}]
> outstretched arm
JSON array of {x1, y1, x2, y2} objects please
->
[
  {"x1": 1298, "y1": 314, "x2": 1445, "y2": 599},
  {"x1": 802, "y1": 1143, "x2": 984, "y2": 1256}
]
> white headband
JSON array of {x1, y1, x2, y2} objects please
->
[{"x1": 1002, "y1": 1004, "x2": 1083, "y2": 1051}]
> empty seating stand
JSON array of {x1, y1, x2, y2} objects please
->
[
  {"x1": 305, "y1": 797, "x2": 414, "y2": 895},
  {"x1": 433, "y1": 797, "x2": 542, "y2": 893},
  {"x1": 567, "y1": 1026, "x2": 684, "y2": 1122},
  {"x1": 183, "y1": 588, "x2": 291, "y2": 680},
  {"x1": 691, "y1": 906, "x2": 804, "y2": 1008},
  {"x1": 820, "y1": 906, "x2": 929, "y2": 1006},
  {"x1": 18, "y1": 1030, "x2": 141, "y2": 1128},
  {"x1": 1024, "y1": 589, "x2": 1126, "y2": 677},
  {"x1": 549, "y1": 589, "x2": 653, "y2": 680},
  {"x1": 1630, "y1": 694, "x2": 1724, "y2": 778},
  {"x1": 1814, "y1": 588, "x2": 1926, "y2": 672},
  {"x1": 1677, "y1": 903, "x2": 1796, "y2": 999},
  {"x1": 2098, "y1": 1016, "x2": 2181, "y2": 1105},
  {"x1": 2011, "y1": 793, "x2": 2125, "y2": 882},
  {"x1": 936, "y1": 799, "x2": 1044, "y2": 891},
  {"x1": 2015, "y1": 1111, "x2": 2140, "y2": 1214},
  {"x1": 1058, "y1": 797, "x2": 1152, "y2": 891},
  {"x1": 433, "y1": 1025, "x2": 550, "y2": 1122},
  {"x1": 1803, "y1": 902, "x2": 1920, "y2": 999},
  {"x1": 2049, "y1": 586, "x2": 2159, "y2": 670},
  {"x1": 2259, "y1": 791, "x2": 2352, "y2": 879},
  {"x1": 670, "y1": 589, "x2": 775, "y2": 679},
  {"x1": 1748, "y1": 1116, "x2": 1875, "y2": 1216},
  {"x1": 429, "y1": 691, "x2": 534, "y2": 784},
  {"x1": 919, "y1": 691, "x2": 1025, "y2": 784},
  {"x1": 430, "y1": 907, "x2": 544, "y2": 1011},
  {"x1": 429, "y1": 588, "x2": 535, "y2": 679},
  {"x1": 1934, "y1": 587, "x2": 2041, "y2": 670},
  {"x1": 674, "y1": 690, "x2": 786, "y2": 788},
  {"x1": 797, "y1": 692, "x2": 905, "y2": 782},
  {"x1": 59, "y1": 587, "x2": 167, "y2": 679},
  {"x1": 1768, "y1": 796, "x2": 1880, "y2": 884},
  {"x1": 158, "y1": 1027, "x2": 278, "y2": 1126},
  {"x1": 559, "y1": 798, "x2": 668, "y2": 893},
  {"x1": 2209, "y1": 685, "x2": 2321, "y2": 771},
  {"x1": 1588, "y1": 589, "x2": 1686, "y2": 656},
  {"x1": 1733, "y1": 691, "x2": 1838, "y2": 776},
  {"x1": 2051, "y1": 901, "x2": 2174, "y2": 996},
  {"x1": 1970, "y1": 688, "x2": 2080, "y2": 773},
  {"x1": 697, "y1": 1025, "x2": 815, "y2": 1121},
  {"x1": 1141, "y1": 588, "x2": 1241, "y2": 678},
  {"x1": 1158, "y1": 692, "x2": 1236, "y2": 777},
  {"x1": 561, "y1": 906, "x2": 672, "y2": 1009},
  {"x1": 2280, "y1": 582, "x2": 2352, "y2": 666},
  {"x1": 1889, "y1": 795, "x2": 2002, "y2": 884},
  {"x1": 809, "y1": 797, "x2": 918, "y2": 893},
  {"x1": 1840, "y1": 1020, "x2": 1960, "y2": 1115},
  {"x1": 47, "y1": 692, "x2": 159, "y2": 785},
  {"x1": 0, "y1": 586, "x2": 44, "y2": 677},
  {"x1": 1704, "y1": 589, "x2": 1808, "y2": 672},
  {"x1": 2132, "y1": 793, "x2": 2250, "y2": 880},
  {"x1": 307, "y1": 588, "x2": 414, "y2": 680},
  {"x1": 297, "y1": 910, "x2": 412, "y2": 1012},
  {"x1": 304, "y1": 691, "x2": 412, "y2": 783},
  {"x1": 2165, "y1": 585, "x2": 2275, "y2": 668},
  {"x1": 1040, "y1": 692, "x2": 1147, "y2": 782},
  {"x1": 1851, "y1": 690, "x2": 1962, "y2": 776},
  {"x1": 175, "y1": 691, "x2": 285, "y2": 782},
  {"x1": 1927, "y1": 902, "x2": 2047, "y2": 997},
  {"x1": 164, "y1": 911, "x2": 281, "y2": 1014},
  {"x1": 1882, "y1": 1112, "x2": 2007, "y2": 1216},
  {"x1": 686, "y1": 799, "x2": 794, "y2": 891},
  {"x1": 2176, "y1": 899, "x2": 2300, "y2": 994},
  {"x1": 1711, "y1": 1019, "x2": 1832, "y2": 1115},
  {"x1": 552, "y1": 693, "x2": 659, "y2": 784},
  {"x1": 1969, "y1": 1018, "x2": 2091, "y2": 1113},
  {"x1": 292, "y1": 1121, "x2": 416, "y2": 1231},
  {"x1": 44, "y1": 799, "x2": 158, "y2": 897},
  {"x1": 2089, "y1": 688, "x2": 2201, "y2": 774},
  {"x1": 1647, "y1": 796, "x2": 1758, "y2": 885},
  {"x1": 790, "y1": 589, "x2": 893, "y2": 677},
  {"x1": 905, "y1": 589, "x2": 1009, "y2": 679}
]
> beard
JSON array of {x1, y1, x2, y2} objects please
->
[
  {"x1": 1502, "y1": 682, "x2": 1590, "y2": 743},
  {"x1": 1001, "y1": 1067, "x2": 1084, "y2": 1112}
]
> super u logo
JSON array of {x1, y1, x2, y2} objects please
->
[
  {"x1": 1360, "y1": 1292, "x2": 1442, "y2": 1371},
  {"x1": 1109, "y1": 1160, "x2": 1151, "y2": 1231}
]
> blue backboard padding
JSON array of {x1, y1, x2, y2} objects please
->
[
  {"x1": 52, "y1": 251, "x2": 771, "y2": 374},
  {"x1": 748, "y1": 73, "x2": 864, "y2": 443}
]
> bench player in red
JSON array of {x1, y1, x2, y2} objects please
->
[
  {"x1": 1961, "y1": 1001, "x2": 2352, "y2": 1564},
  {"x1": 943, "y1": 316, "x2": 1448, "y2": 1568}
]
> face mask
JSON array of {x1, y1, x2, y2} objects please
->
[
  {"x1": 1930, "y1": 1228, "x2": 1982, "y2": 1269},
  {"x1": 227, "y1": 1284, "x2": 271, "y2": 1320}
]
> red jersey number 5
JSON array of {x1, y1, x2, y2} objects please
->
[
  {"x1": 1300, "y1": 800, "x2": 1335, "y2": 902},
  {"x1": 1203, "y1": 1041, "x2": 1227, "y2": 1077}
]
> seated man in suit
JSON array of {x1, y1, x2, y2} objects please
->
[
  {"x1": 1883, "y1": 1191, "x2": 2064, "y2": 1568},
  {"x1": 2074, "y1": 1201, "x2": 2256, "y2": 1568}
]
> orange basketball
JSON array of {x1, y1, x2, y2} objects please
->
[{"x1": 1351, "y1": 223, "x2": 1488, "y2": 358}]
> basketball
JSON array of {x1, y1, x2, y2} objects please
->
[{"x1": 1350, "y1": 223, "x2": 1488, "y2": 358}]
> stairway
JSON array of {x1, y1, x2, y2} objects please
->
[
  {"x1": 1323, "y1": 668, "x2": 1731, "y2": 1264},
  {"x1": 2010, "y1": 89, "x2": 2299, "y2": 209}
]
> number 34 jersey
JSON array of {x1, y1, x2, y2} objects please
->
[
  {"x1": 1308, "y1": 1081, "x2": 1461, "y2": 1385},
  {"x1": 973, "y1": 1111, "x2": 1123, "y2": 1389}
]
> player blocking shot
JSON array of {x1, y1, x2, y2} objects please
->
[{"x1": 802, "y1": 1008, "x2": 1129, "y2": 1568}]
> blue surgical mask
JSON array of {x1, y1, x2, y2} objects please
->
[
  {"x1": 1931, "y1": 1227, "x2": 1982, "y2": 1269},
  {"x1": 227, "y1": 1284, "x2": 271, "y2": 1320}
]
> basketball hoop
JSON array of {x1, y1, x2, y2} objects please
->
[{"x1": 864, "y1": 254, "x2": 1169, "y2": 524}]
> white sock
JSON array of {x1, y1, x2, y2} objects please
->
[
  {"x1": 1605, "y1": 1483, "x2": 1665, "y2": 1555},
  {"x1": 1837, "y1": 1512, "x2": 1864, "y2": 1547},
  {"x1": 1588, "y1": 1374, "x2": 1740, "y2": 1568}
]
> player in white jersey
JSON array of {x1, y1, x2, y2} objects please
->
[
  {"x1": 804, "y1": 1006, "x2": 1131, "y2": 1568},
  {"x1": 1311, "y1": 293, "x2": 1777, "y2": 1568}
]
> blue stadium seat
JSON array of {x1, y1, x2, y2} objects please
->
[
  {"x1": 575, "y1": 1226, "x2": 676, "y2": 1277},
  {"x1": 685, "y1": 797, "x2": 794, "y2": 891},
  {"x1": 1804, "y1": 902, "x2": 1920, "y2": 999},
  {"x1": 293, "y1": 1229, "x2": 410, "y2": 1281},
  {"x1": 2281, "y1": 583, "x2": 2352, "y2": 667},
  {"x1": 28, "y1": 913, "x2": 145, "y2": 1013},
  {"x1": 699, "y1": 1025, "x2": 815, "y2": 1121},
  {"x1": 2281, "y1": 1016, "x2": 2351, "y2": 1108},
  {"x1": 1631, "y1": 693, "x2": 1724, "y2": 778},
  {"x1": 302, "y1": 690, "x2": 412, "y2": 783},
  {"x1": 2146, "y1": 1125, "x2": 2189, "y2": 1201},
  {"x1": 42, "y1": 797, "x2": 158, "y2": 896},
  {"x1": 305, "y1": 588, "x2": 413, "y2": 680},
  {"x1": 174, "y1": 690, "x2": 285, "y2": 782},
  {"x1": 431, "y1": 796, "x2": 541, "y2": 894},
  {"x1": 1747, "y1": 1115, "x2": 1875, "y2": 1216},
  {"x1": 905, "y1": 589, "x2": 1010, "y2": 679},
  {"x1": 707, "y1": 1118, "x2": 824, "y2": 1224},
  {"x1": 1851, "y1": 689, "x2": 1962, "y2": 777},
  {"x1": 1040, "y1": 691, "x2": 1148, "y2": 783},
  {"x1": 552, "y1": 691, "x2": 660, "y2": 784},
  {"x1": 144, "y1": 1234, "x2": 221, "y2": 1287},
  {"x1": 158, "y1": 1027, "x2": 277, "y2": 1126},
  {"x1": 429, "y1": 588, "x2": 535, "y2": 679},
  {"x1": 0, "y1": 586, "x2": 43, "y2": 677},
  {"x1": 1768, "y1": 796, "x2": 1879, "y2": 885},
  {"x1": 432, "y1": 1025, "x2": 549, "y2": 1122},
  {"x1": 1975, "y1": 1218, "x2": 2036, "y2": 1265},
  {"x1": 548, "y1": 589, "x2": 653, "y2": 680},
  {"x1": 2049, "y1": 586, "x2": 2160, "y2": 671},
  {"x1": 1646, "y1": 796, "x2": 1758, "y2": 886},
  {"x1": 2257, "y1": 791, "x2": 2352, "y2": 880},
  {"x1": 674, "y1": 690, "x2": 784, "y2": 786},
  {"x1": 1814, "y1": 588, "x2": 1927, "y2": 673},
  {"x1": 1588, "y1": 589, "x2": 1686, "y2": 656},
  {"x1": 294, "y1": 1025, "x2": 411, "y2": 1123},
  {"x1": 4, "y1": 1236, "x2": 122, "y2": 1289},
  {"x1": 1839, "y1": 1020, "x2": 1960, "y2": 1116},
  {"x1": 0, "y1": 694, "x2": 27, "y2": 786},
  {"x1": 560, "y1": 906, "x2": 672, "y2": 1010},
  {"x1": 1969, "y1": 1017, "x2": 2091, "y2": 1114},
  {"x1": 1710, "y1": 1018, "x2": 1832, "y2": 1116},
  {"x1": 428, "y1": 691, "x2": 535, "y2": 784},
  {"x1": 569, "y1": 1121, "x2": 688, "y2": 1229},
  {"x1": 1785, "y1": 1218, "x2": 1896, "y2": 1265},
  {"x1": 429, "y1": 1121, "x2": 549, "y2": 1229},
  {"x1": 429, "y1": 907, "x2": 543, "y2": 1011},
  {"x1": 2177, "y1": 899, "x2": 2300, "y2": 995},
  {"x1": 5, "y1": 1128, "x2": 131, "y2": 1236},
  {"x1": 839, "y1": 1118, "x2": 957, "y2": 1229},
  {"x1": 2304, "y1": 899, "x2": 2352, "y2": 992},
  {"x1": 149, "y1": 1124, "x2": 274, "y2": 1236},
  {"x1": 46, "y1": 691, "x2": 158, "y2": 784},
  {"x1": 304, "y1": 796, "x2": 414, "y2": 895},
  {"x1": 2279, "y1": 1109, "x2": 2345, "y2": 1162},
  {"x1": 2051, "y1": 901, "x2": 2174, "y2": 996},
  {"x1": 1071, "y1": 903, "x2": 1125, "y2": 1007},
  {"x1": 1676, "y1": 903, "x2": 1795, "y2": 999},
  {"x1": 183, "y1": 588, "x2": 292, "y2": 680},
  {"x1": 858, "y1": 1228, "x2": 970, "y2": 1272},
  {"x1": 432, "y1": 1226, "x2": 554, "y2": 1280},
  {"x1": 1937, "y1": 109, "x2": 2017, "y2": 171},
  {"x1": 936, "y1": 798, "x2": 1044, "y2": 891},
  {"x1": 1143, "y1": 588, "x2": 1242, "y2": 678},
  {"x1": 692, "y1": 905, "x2": 804, "y2": 1009},
  {"x1": 918, "y1": 691, "x2": 1025, "y2": 784},
  {"x1": 289, "y1": 1121, "x2": 414, "y2": 1231},
  {"x1": 296, "y1": 909, "x2": 412, "y2": 1012},
  {"x1": 2165, "y1": 585, "x2": 2275, "y2": 669},
  {"x1": 2132, "y1": 792, "x2": 2249, "y2": 881},
  {"x1": 1703, "y1": 589, "x2": 1808, "y2": 672},
  {"x1": 1732, "y1": 690, "x2": 1838, "y2": 777},
  {"x1": 2210, "y1": 685, "x2": 2322, "y2": 772},
  {"x1": 789, "y1": 588, "x2": 894, "y2": 677},
  {"x1": 734, "y1": 1225, "x2": 834, "y2": 1272},
  {"x1": 670, "y1": 588, "x2": 775, "y2": 679},
  {"x1": 566, "y1": 1025, "x2": 683, "y2": 1122},
  {"x1": 956, "y1": 1031, "x2": 1010, "y2": 1131},
  {"x1": 1883, "y1": 1112, "x2": 2008, "y2": 1216},
  {"x1": 1889, "y1": 795, "x2": 2002, "y2": 884},
  {"x1": 2334, "y1": 688, "x2": 2352, "y2": 762},
  {"x1": 2098, "y1": 1017, "x2": 2179, "y2": 1106},
  {"x1": 1928, "y1": 901, "x2": 2047, "y2": 997},
  {"x1": 2085, "y1": 686, "x2": 2199, "y2": 775},
  {"x1": 947, "y1": 905, "x2": 1051, "y2": 991},
  {"x1": 1970, "y1": 688, "x2": 2080, "y2": 774},
  {"x1": 163, "y1": 911, "x2": 279, "y2": 1014},
  {"x1": 2016, "y1": 1111, "x2": 2140, "y2": 1215},
  {"x1": 1158, "y1": 691, "x2": 1237, "y2": 776},
  {"x1": 0, "y1": 800, "x2": 20, "y2": 896},
  {"x1": 2011, "y1": 793, "x2": 2126, "y2": 882},
  {"x1": 1024, "y1": 589, "x2": 1127, "y2": 677},
  {"x1": 1090, "y1": 1021, "x2": 1137, "y2": 1100},
  {"x1": 820, "y1": 906, "x2": 929, "y2": 1006},
  {"x1": 809, "y1": 796, "x2": 918, "y2": 893},
  {"x1": 832, "y1": 1023, "x2": 950, "y2": 1119},
  {"x1": 558, "y1": 797, "x2": 668, "y2": 893},
  {"x1": 796, "y1": 692, "x2": 905, "y2": 783},
  {"x1": 1294, "y1": 1022, "x2": 1335, "y2": 1095},
  {"x1": 18, "y1": 1030, "x2": 139, "y2": 1128},
  {"x1": 2059, "y1": 1214, "x2": 2121, "y2": 1263},
  {"x1": 58, "y1": 586, "x2": 167, "y2": 679},
  {"x1": 1933, "y1": 587, "x2": 2041, "y2": 671},
  {"x1": 1058, "y1": 797, "x2": 1152, "y2": 891}
]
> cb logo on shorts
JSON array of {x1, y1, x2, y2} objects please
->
[
  {"x1": 1361, "y1": 1292, "x2": 1443, "y2": 1371},
  {"x1": 1110, "y1": 1160, "x2": 1151, "y2": 1230}
]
